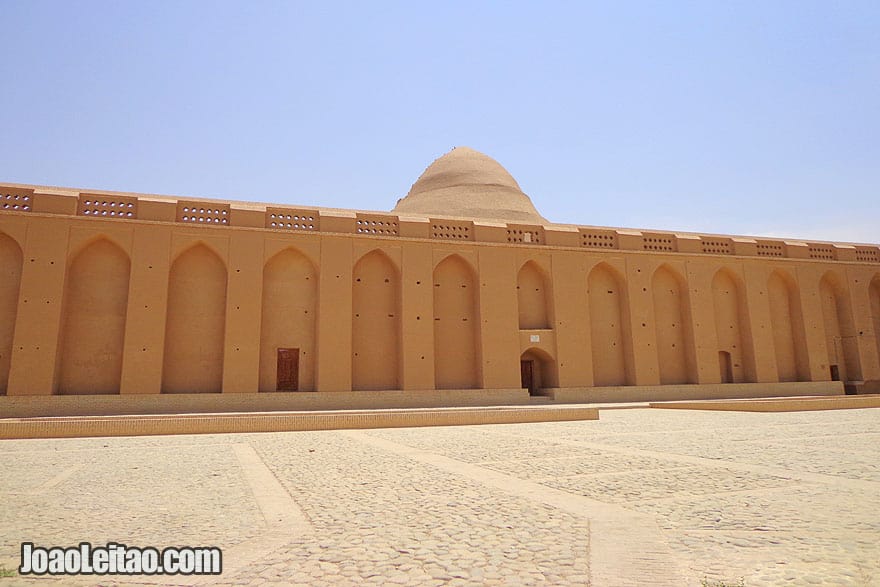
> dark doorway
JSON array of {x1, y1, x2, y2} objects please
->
[
  {"x1": 521, "y1": 360, "x2": 536, "y2": 395},
  {"x1": 277, "y1": 348, "x2": 300, "y2": 391},
  {"x1": 830, "y1": 364, "x2": 841, "y2": 382},
  {"x1": 719, "y1": 351, "x2": 733, "y2": 384}
]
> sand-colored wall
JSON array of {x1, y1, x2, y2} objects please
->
[
  {"x1": 1, "y1": 185, "x2": 879, "y2": 406},
  {"x1": 260, "y1": 248, "x2": 317, "y2": 391},
  {"x1": 0, "y1": 232, "x2": 22, "y2": 394}
]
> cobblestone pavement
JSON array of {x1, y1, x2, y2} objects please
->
[{"x1": 1, "y1": 408, "x2": 879, "y2": 586}]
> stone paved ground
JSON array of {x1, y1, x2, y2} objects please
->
[{"x1": 1, "y1": 407, "x2": 879, "y2": 586}]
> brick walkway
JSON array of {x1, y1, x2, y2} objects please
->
[{"x1": 1, "y1": 408, "x2": 878, "y2": 586}]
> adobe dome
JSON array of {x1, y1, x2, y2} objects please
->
[{"x1": 393, "y1": 147, "x2": 547, "y2": 223}]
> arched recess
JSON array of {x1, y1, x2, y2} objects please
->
[
  {"x1": 517, "y1": 261, "x2": 551, "y2": 329},
  {"x1": 259, "y1": 248, "x2": 317, "y2": 392},
  {"x1": 587, "y1": 262, "x2": 631, "y2": 386},
  {"x1": 352, "y1": 250, "x2": 400, "y2": 391},
  {"x1": 58, "y1": 239, "x2": 131, "y2": 394},
  {"x1": 711, "y1": 269, "x2": 754, "y2": 383},
  {"x1": 651, "y1": 265, "x2": 694, "y2": 384},
  {"x1": 819, "y1": 271, "x2": 862, "y2": 382},
  {"x1": 0, "y1": 233, "x2": 23, "y2": 394},
  {"x1": 519, "y1": 348, "x2": 558, "y2": 395},
  {"x1": 767, "y1": 270, "x2": 809, "y2": 382},
  {"x1": 871, "y1": 275, "x2": 880, "y2": 369},
  {"x1": 162, "y1": 244, "x2": 227, "y2": 393},
  {"x1": 433, "y1": 254, "x2": 480, "y2": 389}
]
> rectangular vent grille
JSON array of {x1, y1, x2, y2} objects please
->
[
  {"x1": 756, "y1": 241, "x2": 785, "y2": 257},
  {"x1": 78, "y1": 195, "x2": 137, "y2": 219},
  {"x1": 855, "y1": 247, "x2": 879, "y2": 263},
  {"x1": 808, "y1": 245, "x2": 835, "y2": 260},
  {"x1": 701, "y1": 238, "x2": 732, "y2": 255},
  {"x1": 580, "y1": 230, "x2": 618, "y2": 249},
  {"x1": 356, "y1": 214, "x2": 398, "y2": 236},
  {"x1": 431, "y1": 220, "x2": 473, "y2": 240},
  {"x1": 1, "y1": 190, "x2": 33, "y2": 212},
  {"x1": 266, "y1": 208, "x2": 319, "y2": 231},
  {"x1": 177, "y1": 202, "x2": 230, "y2": 225},
  {"x1": 643, "y1": 234, "x2": 677, "y2": 252},
  {"x1": 507, "y1": 225, "x2": 543, "y2": 244}
]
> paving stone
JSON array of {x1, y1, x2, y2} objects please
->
[{"x1": 2, "y1": 408, "x2": 879, "y2": 585}]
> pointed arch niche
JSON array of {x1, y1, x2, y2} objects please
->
[
  {"x1": 0, "y1": 233, "x2": 23, "y2": 394},
  {"x1": 587, "y1": 262, "x2": 631, "y2": 386},
  {"x1": 651, "y1": 265, "x2": 694, "y2": 384},
  {"x1": 259, "y1": 248, "x2": 317, "y2": 392},
  {"x1": 871, "y1": 275, "x2": 880, "y2": 369},
  {"x1": 517, "y1": 261, "x2": 551, "y2": 330},
  {"x1": 711, "y1": 269, "x2": 754, "y2": 383},
  {"x1": 162, "y1": 244, "x2": 227, "y2": 393},
  {"x1": 58, "y1": 239, "x2": 131, "y2": 394},
  {"x1": 819, "y1": 271, "x2": 862, "y2": 382},
  {"x1": 767, "y1": 270, "x2": 809, "y2": 382},
  {"x1": 352, "y1": 250, "x2": 400, "y2": 391},
  {"x1": 433, "y1": 254, "x2": 480, "y2": 389}
]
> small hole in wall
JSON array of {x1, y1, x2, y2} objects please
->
[
  {"x1": 236, "y1": 306, "x2": 240, "y2": 310},
  {"x1": 416, "y1": 316, "x2": 420, "y2": 320},
  {"x1": 148, "y1": 265, "x2": 153, "y2": 269},
  {"x1": 50, "y1": 261, "x2": 54, "y2": 265},
  {"x1": 416, "y1": 281, "x2": 421, "y2": 285},
  {"x1": 142, "y1": 347, "x2": 147, "y2": 351},
  {"x1": 384, "y1": 278, "x2": 390, "y2": 283},
  {"x1": 353, "y1": 352, "x2": 358, "y2": 357},
  {"x1": 236, "y1": 269, "x2": 240, "y2": 273},
  {"x1": 420, "y1": 356, "x2": 425, "y2": 360}
]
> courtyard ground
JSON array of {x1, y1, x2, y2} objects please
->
[{"x1": 1, "y1": 407, "x2": 878, "y2": 586}]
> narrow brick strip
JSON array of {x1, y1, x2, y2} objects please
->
[{"x1": 0, "y1": 406, "x2": 598, "y2": 439}]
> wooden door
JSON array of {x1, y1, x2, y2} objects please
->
[
  {"x1": 277, "y1": 348, "x2": 299, "y2": 391},
  {"x1": 521, "y1": 360, "x2": 534, "y2": 395}
]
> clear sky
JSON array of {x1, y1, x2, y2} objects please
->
[{"x1": 2, "y1": 1, "x2": 878, "y2": 243}]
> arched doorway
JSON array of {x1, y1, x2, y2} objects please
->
[{"x1": 519, "y1": 348, "x2": 558, "y2": 396}]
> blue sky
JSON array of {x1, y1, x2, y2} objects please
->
[{"x1": 1, "y1": 1, "x2": 877, "y2": 243}]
